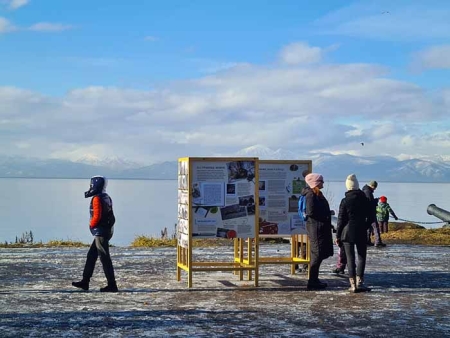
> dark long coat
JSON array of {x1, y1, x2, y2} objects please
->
[
  {"x1": 303, "y1": 187, "x2": 334, "y2": 260},
  {"x1": 362, "y1": 184, "x2": 377, "y2": 224},
  {"x1": 336, "y1": 189, "x2": 370, "y2": 243}
]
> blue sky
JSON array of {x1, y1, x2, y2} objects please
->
[
  {"x1": 1, "y1": 0, "x2": 351, "y2": 94},
  {"x1": 1, "y1": 0, "x2": 450, "y2": 164}
]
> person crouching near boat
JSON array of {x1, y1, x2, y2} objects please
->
[
  {"x1": 336, "y1": 174, "x2": 371, "y2": 293},
  {"x1": 302, "y1": 173, "x2": 334, "y2": 290}
]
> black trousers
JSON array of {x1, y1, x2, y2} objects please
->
[
  {"x1": 343, "y1": 241, "x2": 367, "y2": 279},
  {"x1": 308, "y1": 250, "x2": 323, "y2": 282},
  {"x1": 82, "y1": 236, "x2": 116, "y2": 285}
]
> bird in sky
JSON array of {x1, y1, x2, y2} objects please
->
[
  {"x1": 382, "y1": 11, "x2": 390, "y2": 14},
  {"x1": 361, "y1": 142, "x2": 365, "y2": 146}
]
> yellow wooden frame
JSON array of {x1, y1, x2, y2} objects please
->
[{"x1": 176, "y1": 157, "x2": 260, "y2": 288}]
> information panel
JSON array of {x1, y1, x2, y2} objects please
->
[
  {"x1": 177, "y1": 159, "x2": 189, "y2": 248},
  {"x1": 258, "y1": 161, "x2": 311, "y2": 236},
  {"x1": 191, "y1": 159, "x2": 257, "y2": 239}
]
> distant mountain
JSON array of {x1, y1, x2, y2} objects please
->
[
  {"x1": 0, "y1": 155, "x2": 177, "y2": 180},
  {"x1": 236, "y1": 145, "x2": 297, "y2": 160},
  {"x1": 120, "y1": 161, "x2": 177, "y2": 180},
  {"x1": 76, "y1": 155, "x2": 143, "y2": 170},
  {"x1": 235, "y1": 147, "x2": 450, "y2": 182},
  {"x1": 0, "y1": 156, "x2": 116, "y2": 179},
  {"x1": 1, "y1": 148, "x2": 450, "y2": 182},
  {"x1": 310, "y1": 153, "x2": 450, "y2": 182}
]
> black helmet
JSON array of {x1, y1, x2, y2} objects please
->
[{"x1": 85, "y1": 176, "x2": 107, "y2": 198}]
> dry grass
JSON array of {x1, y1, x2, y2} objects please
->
[
  {"x1": 2, "y1": 224, "x2": 449, "y2": 248},
  {"x1": 131, "y1": 236, "x2": 177, "y2": 247},
  {"x1": 0, "y1": 240, "x2": 89, "y2": 248},
  {"x1": 130, "y1": 236, "x2": 233, "y2": 248},
  {"x1": 45, "y1": 240, "x2": 89, "y2": 247},
  {"x1": 382, "y1": 222, "x2": 450, "y2": 246}
]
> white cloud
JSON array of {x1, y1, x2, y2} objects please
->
[
  {"x1": 29, "y1": 22, "x2": 73, "y2": 32},
  {"x1": 8, "y1": 0, "x2": 29, "y2": 10},
  {"x1": 279, "y1": 42, "x2": 323, "y2": 65},
  {"x1": 315, "y1": 1, "x2": 450, "y2": 41},
  {"x1": 0, "y1": 17, "x2": 73, "y2": 34},
  {"x1": 413, "y1": 45, "x2": 450, "y2": 70},
  {"x1": 0, "y1": 43, "x2": 449, "y2": 163},
  {"x1": 0, "y1": 17, "x2": 16, "y2": 33},
  {"x1": 188, "y1": 58, "x2": 240, "y2": 74}
]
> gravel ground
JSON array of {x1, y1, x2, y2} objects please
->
[{"x1": 0, "y1": 243, "x2": 449, "y2": 337}]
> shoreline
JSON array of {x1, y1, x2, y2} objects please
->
[{"x1": 2, "y1": 226, "x2": 450, "y2": 248}]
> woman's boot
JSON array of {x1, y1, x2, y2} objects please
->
[
  {"x1": 348, "y1": 277, "x2": 357, "y2": 293},
  {"x1": 356, "y1": 276, "x2": 371, "y2": 292}
]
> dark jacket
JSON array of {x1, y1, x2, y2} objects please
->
[
  {"x1": 89, "y1": 193, "x2": 115, "y2": 238},
  {"x1": 376, "y1": 202, "x2": 397, "y2": 222},
  {"x1": 302, "y1": 187, "x2": 333, "y2": 260},
  {"x1": 336, "y1": 189, "x2": 370, "y2": 243},
  {"x1": 362, "y1": 184, "x2": 377, "y2": 224}
]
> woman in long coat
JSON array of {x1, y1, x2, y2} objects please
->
[
  {"x1": 302, "y1": 173, "x2": 334, "y2": 290},
  {"x1": 336, "y1": 174, "x2": 371, "y2": 292}
]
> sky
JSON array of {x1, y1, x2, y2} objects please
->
[{"x1": 1, "y1": 0, "x2": 450, "y2": 164}]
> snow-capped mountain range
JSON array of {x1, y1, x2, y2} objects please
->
[
  {"x1": 75, "y1": 155, "x2": 143, "y2": 170},
  {"x1": 236, "y1": 145, "x2": 450, "y2": 182},
  {"x1": 1, "y1": 146, "x2": 450, "y2": 182}
]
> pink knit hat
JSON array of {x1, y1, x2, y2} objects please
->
[{"x1": 305, "y1": 173, "x2": 324, "y2": 188}]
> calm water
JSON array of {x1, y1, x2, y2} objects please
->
[{"x1": 0, "y1": 178, "x2": 448, "y2": 246}]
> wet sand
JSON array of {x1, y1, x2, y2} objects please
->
[{"x1": 0, "y1": 244, "x2": 449, "y2": 337}]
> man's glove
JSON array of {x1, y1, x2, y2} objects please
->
[
  {"x1": 394, "y1": 216, "x2": 398, "y2": 220},
  {"x1": 331, "y1": 225, "x2": 337, "y2": 233}
]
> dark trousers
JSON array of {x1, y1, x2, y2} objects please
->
[
  {"x1": 367, "y1": 226, "x2": 373, "y2": 243},
  {"x1": 343, "y1": 242, "x2": 367, "y2": 279},
  {"x1": 379, "y1": 221, "x2": 389, "y2": 233},
  {"x1": 82, "y1": 236, "x2": 116, "y2": 285},
  {"x1": 367, "y1": 221, "x2": 383, "y2": 245},
  {"x1": 336, "y1": 245, "x2": 347, "y2": 269},
  {"x1": 308, "y1": 251, "x2": 323, "y2": 282}
]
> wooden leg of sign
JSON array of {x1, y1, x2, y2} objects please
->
[
  {"x1": 233, "y1": 238, "x2": 239, "y2": 276},
  {"x1": 176, "y1": 245, "x2": 181, "y2": 281},
  {"x1": 291, "y1": 235, "x2": 296, "y2": 274},
  {"x1": 188, "y1": 271, "x2": 192, "y2": 288},
  {"x1": 247, "y1": 237, "x2": 252, "y2": 281},
  {"x1": 254, "y1": 236, "x2": 259, "y2": 287},
  {"x1": 239, "y1": 239, "x2": 244, "y2": 281},
  {"x1": 188, "y1": 240, "x2": 193, "y2": 288}
]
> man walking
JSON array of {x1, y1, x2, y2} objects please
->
[
  {"x1": 72, "y1": 175, "x2": 118, "y2": 292},
  {"x1": 362, "y1": 180, "x2": 386, "y2": 247}
]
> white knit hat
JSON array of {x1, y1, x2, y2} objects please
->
[{"x1": 345, "y1": 174, "x2": 359, "y2": 190}]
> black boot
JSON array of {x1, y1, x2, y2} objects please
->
[
  {"x1": 100, "y1": 283, "x2": 118, "y2": 293},
  {"x1": 72, "y1": 280, "x2": 89, "y2": 291},
  {"x1": 307, "y1": 279, "x2": 327, "y2": 290},
  {"x1": 317, "y1": 279, "x2": 328, "y2": 287}
]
